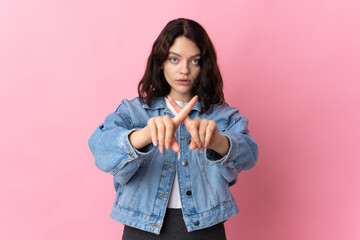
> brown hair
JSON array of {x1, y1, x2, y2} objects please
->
[{"x1": 137, "y1": 18, "x2": 224, "y2": 113}]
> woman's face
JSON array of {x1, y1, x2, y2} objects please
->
[{"x1": 162, "y1": 36, "x2": 201, "y2": 102}]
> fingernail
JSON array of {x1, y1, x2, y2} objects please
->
[
  {"x1": 159, "y1": 146, "x2": 164, "y2": 153},
  {"x1": 165, "y1": 142, "x2": 170, "y2": 150}
]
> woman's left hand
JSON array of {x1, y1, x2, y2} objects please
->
[{"x1": 168, "y1": 96, "x2": 230, "y2": 155}]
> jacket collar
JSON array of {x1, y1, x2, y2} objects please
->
[{"x1": 142, "y1": 96, "x2": 203, "y2": 113}]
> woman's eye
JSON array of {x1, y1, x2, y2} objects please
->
[
  {"x1": 169, "y1": 57, "x2": 178, "y2": 63},
  {"x1": 192, "y1": 59, "x2": 200, "y2": 65}
]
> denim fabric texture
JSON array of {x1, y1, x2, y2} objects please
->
[{"x1": 88, "y1": 97, "x2": 258, "y2": 235}]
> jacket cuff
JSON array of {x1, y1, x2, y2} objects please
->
[
  {"x1": 204, "y1": 134, "x2": 236, "y2": 168},
  {"x1": 110, "y1": 128, "x2": 155, "y2": 175}
]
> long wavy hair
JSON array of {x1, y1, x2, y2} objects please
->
[{"x1": 137, "y1": 18, "x2": 224, "y2": 114}]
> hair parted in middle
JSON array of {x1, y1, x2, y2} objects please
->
[{"x1": 137, "y1": 18, "x2": 224, "y2": 114}]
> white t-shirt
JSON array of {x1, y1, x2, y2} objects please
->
[{"x1": 164, "y1": 97, "x2": 187, "y2": 209}]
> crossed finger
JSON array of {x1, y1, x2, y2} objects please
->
[
  {"x1": 168, "y1": 95, "x2": 196, "y2": 147},
  {"x1": 172, "y1": 95, "x2": 198, "y2": 126},
  {"x1": 168, "y1": 96, "x2": 217, "y2": 153},
  {"x1": 148, "y1": 95, "x2": 198, "y2": 153}
]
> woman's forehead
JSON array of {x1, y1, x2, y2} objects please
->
[{"x1": 168, "y1": 37, "x2": 201, "y2": 57}]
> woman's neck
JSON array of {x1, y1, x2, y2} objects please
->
[{"x1": 166, "y1": 93, "x2": 192, "y2": 102}]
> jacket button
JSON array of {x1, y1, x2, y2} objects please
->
[
  {"x1": 186, "y1": 190, "x2": 192, "y2": 196},
  {"x1": 193, "y1": 220, "x2": 199, "y2": 226},
  {"x1": 182, "y1": 160, "x2": 188, "y2": 166},
  {"x1": 186, "y1": 139, "x2": 191, "y2": 144}
]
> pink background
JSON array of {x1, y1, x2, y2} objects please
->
[{"x1": 1, "y1": 0, "x2": 359, "y2": 239}]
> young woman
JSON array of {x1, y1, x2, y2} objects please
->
[{"x1": 88, "y1": 18, "x2": 258, "y2": 240}]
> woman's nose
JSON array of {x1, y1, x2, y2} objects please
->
[{"x1": 180, "y1": 61, "x2": 189, "y2": 75}]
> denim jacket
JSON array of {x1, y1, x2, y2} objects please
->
[{"x1": 88, "y1": 97, "x2": 258, "y2": 235}]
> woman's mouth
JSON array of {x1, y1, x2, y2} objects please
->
[{"x1": 176, "y1": 79, "x2": 191, "y2": 85}]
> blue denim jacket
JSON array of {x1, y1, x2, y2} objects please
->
[{"x1": 88, "y1": 97, "x2": 258, "y2": 235}]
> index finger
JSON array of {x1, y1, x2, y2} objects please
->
[
  {"x1": 172, "y1": 95, "x2": 198, "y2": 125},
  {"x1": 168, "y1": 96, "x2": 193, "y2": 125},
  {"x1": 168, "y1": 96, "x2": 183, "y2": 114}
]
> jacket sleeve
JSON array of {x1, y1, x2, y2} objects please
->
[
  {"x1": 88, "y1": 101, "x2": 155, "y2": 185},
  {"x1": 204, "y1": 110, "x2": 258, "y2": 186}
]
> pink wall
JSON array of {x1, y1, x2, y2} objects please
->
[{"x1": 1, "y1": 1, "x2": 359, "y2": 239}]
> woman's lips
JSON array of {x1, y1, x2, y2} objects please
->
[{"x1": 176, "y1": 79, "x2": 191, "y2": 85}]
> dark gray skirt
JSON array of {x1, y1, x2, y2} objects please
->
[{"x1": 122, "y1": 208, "x2": 227, "y2": 240}]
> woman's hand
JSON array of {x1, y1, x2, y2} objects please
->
[
  {"x1": 168, "y1": 96, "x2": 230, "y2": 156},
  {"x1": 130, "y1": 95, "x2": 198, "y2": 153}
]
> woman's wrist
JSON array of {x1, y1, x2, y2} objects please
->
[
  {"x1": 208, "y1": 134, "x2": 230, "y2": 156},
  {"x1": 129, "y1": 126, "x2": 153, "y2": 150}
]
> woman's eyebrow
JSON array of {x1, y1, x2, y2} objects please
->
[{"x1": 169, "y1": 51, "x2": 201, "y2": 58}]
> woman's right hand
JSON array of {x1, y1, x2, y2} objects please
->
[{"x1": 130, "y1": 95, "x2": 198, "y2": 153}]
